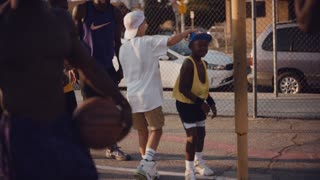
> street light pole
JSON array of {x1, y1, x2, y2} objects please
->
[
  {"x1": 190, "y1": 10, "x2": 195, "y2": 29},
  {"x1": 181, "y1": 13, "x2": 185, "y2": 32},
  {"x1": 272, "y1": 0, "x2": 278, "y2": 97},
  {"x1": 252, "y1": 0, "x2": 257, "y2": 118},
  {"x1": 231, "y1": 0, "x2": 248, "y2": 179},
  {"x1": 177, "y1": 0, "x2": 187, "y2": 32}
]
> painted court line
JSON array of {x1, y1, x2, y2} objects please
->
[{"x1": 96, "y1": 165, "x2": 236, "y2": 180}]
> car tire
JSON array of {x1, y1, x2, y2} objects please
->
[{"x1": 277, "y1": 72, "x2": 304, "y2": 94}]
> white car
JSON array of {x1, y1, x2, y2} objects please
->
[{"x1": 117, "y1": 40, "x2": 233, "y2": 89}]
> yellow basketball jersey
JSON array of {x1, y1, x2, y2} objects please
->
[{"x1": 173, "y1": 57, "x2": 209, "y2": 104}]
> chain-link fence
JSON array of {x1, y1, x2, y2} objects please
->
[
  {"x1": 140, "y1": 0, "x2": 234, "y2": 116},
  {"x1": 246, "y1": 0, "x2": 320, "y2": 119},
  {"x1": 69, "y1": 0, "x2": 320, "y2": 119}
]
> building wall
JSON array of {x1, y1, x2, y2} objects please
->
[{"x1": 225, "y1": 0, "x2": 289, "y2": 49}]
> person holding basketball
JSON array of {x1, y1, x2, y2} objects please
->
[
  {"x1": 0, "y1": 0, "x2": 131, "y2": 179},
  {"x1": 173, "y1": 32, "x2": 217, "y2": 180}
]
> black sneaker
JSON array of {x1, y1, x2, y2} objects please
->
[{"x1": 105, "y1": 146, "x2": 131, "y2": 161}]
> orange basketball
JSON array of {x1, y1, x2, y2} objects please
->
[{"x1": 73, "y1": 97, "x2": 125, "y2": 149}]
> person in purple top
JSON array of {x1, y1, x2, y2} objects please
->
[{"x1": 73, "y1": 0, "x2": 131, "y2": 161}]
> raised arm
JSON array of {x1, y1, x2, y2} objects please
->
[{"x1": 167, "y1": 29, "x2": 196, "y2": 46}]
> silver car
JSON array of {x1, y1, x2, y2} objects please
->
[{"x1": 247, "y1": 22, "x2": 320, "y2": 94}]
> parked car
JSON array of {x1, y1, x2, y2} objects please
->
[
  {"x1": 247, "y1": 22, "x2": 320, "y2": 94},
  {"x1": 118, "y1": 40, "x2": 234, "y2": 90}
]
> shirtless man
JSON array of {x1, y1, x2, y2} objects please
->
[
  {"x1": 0, "y1": 0, "x2": 131, "y2": 179},
  {"x1": 295, "y1": 0, "x2": 320, "y2": 32}
]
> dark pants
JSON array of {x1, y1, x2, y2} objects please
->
[
  {"x1": 65, "y1": 91, "x2": 77, "y2": 114},
  {"x1": 9, "y1": 113, "x2": 98, "y2": 180}
]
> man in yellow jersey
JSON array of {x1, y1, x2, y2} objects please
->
[{"x1": 173, "y1": 32, "x2": 217, "y2": 180}]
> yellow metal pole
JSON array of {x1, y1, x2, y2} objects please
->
[{"x1": 231, "y1": 0, "x2": 248, "y2": 179}]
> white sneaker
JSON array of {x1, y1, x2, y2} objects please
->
[
  {"x1": 185, "y1": 170, "x2": 196, "y2": 180},
  {"x1": 194, "y1": 160, "x2": 214, "y2": 176},
  {"x1": 134, "y1": 160, "x2": 160, "y2": 180}
]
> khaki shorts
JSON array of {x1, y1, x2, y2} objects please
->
[{"x1": 132, "y1": 106, "x2": 165, "y2": 130}]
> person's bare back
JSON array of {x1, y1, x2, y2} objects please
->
[
  {"x1": 0, "y1": 3, "x2": 131, "y2": 121},
  {"x1": 0, "y1": 1, "x2": 131, "y2": 179}
]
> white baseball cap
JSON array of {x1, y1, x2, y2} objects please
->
[{"x1": 124, "y1": 10, "x2": 145, "y2": 40}]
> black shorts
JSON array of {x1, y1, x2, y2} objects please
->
[{"x1": 176, "y1": 100, "x2": 206, "y2": 124}]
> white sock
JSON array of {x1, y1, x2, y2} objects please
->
[
  {"x1": 185, "y1": 160, "x2": 194, "y2": 171},
  {"x1": 144, "y1": 148, "x2": 156, "y2": 161},
  {"x1": 195, "y1": 152, "x2": 204, "y2": 164}
]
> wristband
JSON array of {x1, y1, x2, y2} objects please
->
[{"x1": 206, "y1": 96, "x2": 216, "y2": 107}]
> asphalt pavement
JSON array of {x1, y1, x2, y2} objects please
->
[
  {"x1": 93, "y1": 115, "x2": 320, "y2": 180},
  {"x1": 73, "y1": 90, "x2": 320, "y2": 180}
]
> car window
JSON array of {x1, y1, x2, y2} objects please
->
[
  {"x1": 262, "y1": 26, "x2": 320, "y2": 52},
  {"x1": 292, "y1": 27, "x2": 320, "y2": 52},
  {"x1": 262, "y1": 27, "x2": 292, "y2": 51},
  {"x1": 169, "y1": 40, "x2": 191, "y2": 56}
]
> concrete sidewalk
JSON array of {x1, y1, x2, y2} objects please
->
[{"x1": 93, "y1": 115, "x2": 320, "y2": 180}]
